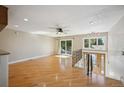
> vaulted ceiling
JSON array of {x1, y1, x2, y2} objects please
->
[{"x1": 6, "y1": 5, "x2": 124, "y2": 37}]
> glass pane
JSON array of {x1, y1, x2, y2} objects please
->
[
  {"x1": 92, "y1": 54, "x2": 97, "y2": 65},
  {"x1": 92, "y1": 54, "x2": 97, "y2": 73},
  {"x1": 84, "y1": 39, "x2": 89, "y2": 48},
  {"x1": 90, "y1": 38, "x2": 97, "y2": 49},
  {"x1": 61, "y1": 41, "x2": 66, "y2": 54},
  {"x1": 98, "y1": 38, "x2": 104, "y2": 45},
  {"x1": 66, "y1": 40, "x2": 72, "y2": 54}
]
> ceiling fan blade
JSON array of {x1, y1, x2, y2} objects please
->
[
  {"x1": 63, "y1": 32, "x2": 67, "y2": 34},
  {"x1": 55, "y1": 24, "x2": 69, "y2": 28},
  {"x1": 48, "y1": 27, "x2": 57, "y2": 29},
  {"x1": 55, "y1": 24, "x2": 60, "y2": 27},
  {"x1": 64, "y1": 30, "x2": 70, "y2": 31}
]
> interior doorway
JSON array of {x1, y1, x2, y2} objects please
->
[
  {"x1": 60, "y1": 39, "x2": 73, "y2": 55},
  {"x1": 92, "y1": 53, "x2": 105, "y2": 75},
  {"x1": 83, "y1": 52, "x2": 106, "y2": 76}
]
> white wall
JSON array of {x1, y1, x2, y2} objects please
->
[
  {"x1": 108, "y1": 16, "x2": 124, "y2": 80},
  {"x1": 0, "y1": 28, "x2": 55, "y2": 63}
]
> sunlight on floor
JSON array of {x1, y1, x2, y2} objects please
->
[{"x1": 55, "y1": 55, "x2": 71, "y2": 58}]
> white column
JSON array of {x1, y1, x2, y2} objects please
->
[{"x1": 0, "y1": 55, "x2": 8, "y2": 87}]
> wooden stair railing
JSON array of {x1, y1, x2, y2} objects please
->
[{"x1": 72, "y1": 49, "x2": 82, "y2": 67}]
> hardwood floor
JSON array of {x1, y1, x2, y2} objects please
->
[{"x1": 9, "y1": 55, "x2": 123, "y2": 87}]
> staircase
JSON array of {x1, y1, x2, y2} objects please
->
[
  {"x1": 74, "y1": 58, "x2": 84, "y2": 68},
  {"x1": 72, "y1": 49, "x2": 82, "y2": 67}
]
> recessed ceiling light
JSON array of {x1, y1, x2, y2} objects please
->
[
  {"x1": 24, "y1": 18, "x2": 29, "y2": 22},
  {"x1": 14, "y1": 25, "x2": 19, "y2": 27}
]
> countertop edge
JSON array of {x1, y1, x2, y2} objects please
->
[{"x1": 0, "y1": 49, "x2": 10, "y2": 55}]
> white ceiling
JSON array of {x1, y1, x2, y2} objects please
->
[{"x1": 6, "y1": 5, "x2": 124, "y2": 37}]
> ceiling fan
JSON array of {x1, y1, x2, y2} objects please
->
[{"x1": 49, "y1": 24, "x2": 70, "y2": 35}]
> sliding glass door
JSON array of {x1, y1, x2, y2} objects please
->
[
  {"x1": 61, "y1": 41, "x2": 66, "y2": 54},
  {"x1": 60, "y1": 40, "x2": 72, "y2": 55}
]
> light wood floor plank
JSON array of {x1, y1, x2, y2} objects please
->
[{"x1": 9, "y1": 55, "x2": 123, "y2": 87}]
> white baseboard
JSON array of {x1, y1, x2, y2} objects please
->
[
  {"x1": 9, "y1": 54, "x2": 52, "y2": 64},
  {"x1": 106, "y1": 75, "x2": 121, "y2": 81}
]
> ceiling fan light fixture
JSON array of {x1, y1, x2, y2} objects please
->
[
  {"x1": 49, "y1": 24, "x2": 70, "y2": 36},
  {"x1": 57, "y1": 31, "x2": 64, "y2": 35}
]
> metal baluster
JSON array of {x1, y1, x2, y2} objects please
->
[{"x1": 87, "y1": 54, "x2": 89, "y2": 76}]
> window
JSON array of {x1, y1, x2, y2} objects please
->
[
  {"x1": 84, "y1": 39, "x2": 89, "y2": 48},
  {"x1": 98, "y1": 38, "x2": 104, "y2": 45},
  {"x1": 60, "y1": 40, "x2": 72, "y2": 55},
  {"x1": 83, "y1": 36, "x2": 106, "y2": 50},
  {"x1": 90, "y1": 38, "x2": 97, "y2": 49}
]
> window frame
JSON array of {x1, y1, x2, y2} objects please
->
[{"x1": 83, "y1": 36, "x2": 107, "y2": 51}]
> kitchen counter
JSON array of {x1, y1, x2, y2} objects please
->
[
  {"x1": 0, "y1": 49, "x2": 10, "y2": 55},
  {"x1": 0, "y1": 49, "x2": 10, "y2": 87}
]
